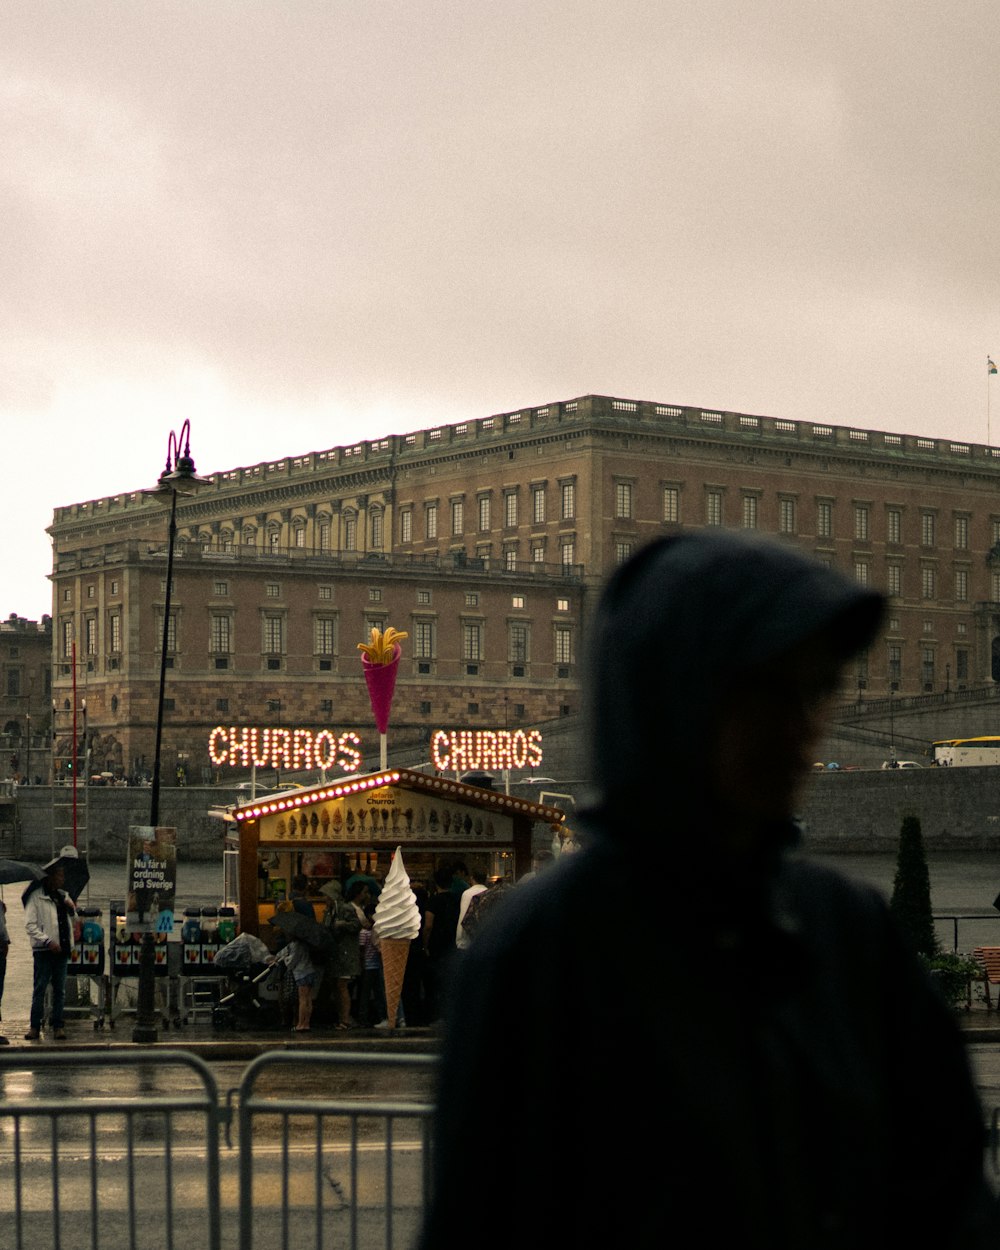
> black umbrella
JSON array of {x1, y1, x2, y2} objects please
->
[
  {"x1": 20, "y1": 852, "x2": 90, "y2": 905},
  {"x1": 0, "y1": 859, "x2": 44, "y2": 888},
  {"x1": 269, "y1": 907, "x2": 336, "y2": 956}
]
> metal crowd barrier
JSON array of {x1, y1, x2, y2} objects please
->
[
  {"x1": 0, "y1": 1049, "x2": 437, "y2": 1250},
  {"x1": 235, "y1": 1051, "x2": 437, "y2": 1250},
  {"x1": 0, "y1": 1050, "x2": 222, "y2": 1250}
]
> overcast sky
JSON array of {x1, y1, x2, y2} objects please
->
[{"x1": 3, "y1": 1, "x2": 999, "y2": 621}]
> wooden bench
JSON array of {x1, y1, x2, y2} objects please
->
[{"x1": 971, "y1": 947, "x2": 1000, "y2": 1009}]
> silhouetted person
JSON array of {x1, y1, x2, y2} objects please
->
[{"x1": 420, "y1": 530, "x2": 998, "y2": 1249}]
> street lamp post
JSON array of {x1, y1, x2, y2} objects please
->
[{"x1": 133, "y1": 420, "x2": 209, "y2": 1045}]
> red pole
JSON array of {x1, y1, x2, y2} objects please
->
[{"x1": 71, "y1": 639, "x2": 78, "y2": 847}]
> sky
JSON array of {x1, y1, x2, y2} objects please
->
[{"x1": 3, "y1": 1, "x2": 999, "y2": 622}]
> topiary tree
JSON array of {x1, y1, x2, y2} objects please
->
[{"x1": 890, "y1": 814, "x2": 939, "y2": 957}]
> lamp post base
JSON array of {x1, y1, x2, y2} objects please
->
[{"x1": 131, "y1": 931, "x2": 160, "y2": 1044}]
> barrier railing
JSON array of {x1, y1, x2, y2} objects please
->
[
  {"x1": 0, "y1": 1050, "x2": 222, "y2": 1250},
  {"x1": 235, "y1": 1051, "x2": 436, "y2": 1250}
]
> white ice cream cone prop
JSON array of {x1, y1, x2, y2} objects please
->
[
  {"x1": 373, "y1": 846, "x2": 421, "y2": 1030},
  {"x1": 380, "y1": 937, "x2": 410, "y2": 1030}
]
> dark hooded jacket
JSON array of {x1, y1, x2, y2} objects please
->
[{"x1": 419, "y1": 532, "x2": 997, "y2": 1250}]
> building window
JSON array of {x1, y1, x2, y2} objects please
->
[
  {"x1": 368, "y1": 588, "x2": 382, "y2": 602},
  {"x1": 854, "y1": 506, "x2": 869, "y2": 541},
  {"x1": 318, "y1": 519, "x2": 332, "y2": 550},
  {"x1": 956, "y1": 650, "x2": 969, "y2": 682},
  {"x1": 742, "y1": 496, "x2": 758, "y2": 529},
  {"x1": 993, "y1": 518, "x2": 1000, "y2": 547},
  {"x1": 87, "y1": 585, "x2": 95, "y2": 599},
  {"x1": 922, "y1": 619, "x2": 934, "y2": 634},
  {"x1": 210, "y1": 615, "x2": 231, "y2": 653},
  {"x1": 315, "y1": 618, "x2": 335, "y2": 655},
  {"x1": 370, "y1": 511, "x2": 384, "y2": 549},
  {"x1": 508, "y1": 622, "x2": 529, "y2": 664},
  {"x1": 213, "y1": 581, "x2": 229, "y2": 597},
  {"x1": 614, "y1": 482, "x2": 633, "y2": 520},
  {"x1": 887, "y1": 508, "x2": 902, "y2": 544},
  {"x1": 554, "y1": 627, "x2": 573, "y2": 665},
  {"x1": 512, "y1": 595, "x2": 525, "y2": 609},
  {"x1": 413, "y1": 620, "x2": 434, "y2": 659},
  {"x1": 560, "y1": 482, "x2": 575, "y2": 521},
  {"x1": 888, "y1": 645, "x2": 902, "y2": 686},
  {"x1": 319, "y1": 585, "x2": 332, "y2": 600},
  {"x1": 417, "y1": 589, "x2": 431, "y2": 605},
  {"x1": 344, "y1": 515, "x2": 357, "y2": 551},
  {"x1": 504, "y1": 492, "x2": 518, "y2": 528},
  {"x1": 465, "y1": 592, "x2": 479, "y2": 607},
  {"x1": 268, "y1": 528, "x2": 281, "y2": 551},
  {"x1": 614, "y1": 540, "x2": 633, "y2": 564},
  {"x1": 531, "y1": 542, "x2": 545, "y2": 564},
  {"x1": 265, "y1": 582, "x2": 280, "y2": 598},
  {"x1": 462, "y1": 623, "x2": 482, "y2": 661},
  {"x1": 85, "y1": 618, "x2": 97, "y2": 656},
  {"x1": 663, "y1": 486, "x2": 680, "y2": 524},
  {"x1": 817, "y1": 501, "x2": 833, "y2": 539},
  {"x1": 400, "y1": 510, "x2": 412, "y2": 544},
  {"x1": 216, "y1": 699, "x2": 229, "y2": 713},
  {"x1": 706, "y1": 491, "x2": 723, "y2": 527},
  {"x1": 560, "y1": 540, "x2": 575, "y2": 569},
  {"x1": 451, "y1": 500, "x2": 464, "y2": 536},
  {"x1": 955, "y1": 568, "x2": 969, "y2": 602},
  {"x1": 109, "y1": 614, "x2": 121, "y2": 653},
  {"x1": 854, "y1": 562, "x2": 869, "y2": 586},
  {"x1": 533, "y1": 487, "x2": 546, "y2": 524},
  {"x1": 110, "y1": 580, "x2": 119, "y2": 595},
  {"x1": 778, "y1": 498, "x2": 796, "y2": 534},
  {"x1": 425, "y1": 503, "x2": 438, "y2": 540},
  {"x1": 504, "y1": 547, "x2": 517, "y2": 571},
  {"x1": 263, "y1": 615, "x2": 284, "y2": 653},
  {"x1": 557, "y1": 598, "x2": 569, "y2": 612},
  {"x1": 420, "y1": 700, "x2": 432, "y2": 716},
  {"x1": 921, "y1": 513, "x2": 936, "y2": 547},
  {"x1": 886, "y1": 565, "x2": 901, "y2": 597},
  {"x1": 993, "y1": 571, "x2": 1000, "y2": 602},
  {"x1": 955, "y1": 516, "x2": 969, "y2": 550},
  {"x1": 922, "y1": 648, "x2": 935, "y2": 689},
  {"x1": 294, "y1": 526, "x2": 306, "y2": 549},
  {"x1": 63, "y1": 588, "x2": 71, "y2": 603},
  {"x1": 61, "y1": 619, "x2": 73, "y2": 657},
  {"x1": 158, "y1": 611, "x2": 177, "y2": 654},
  {"x1": 478, "y1": 496, "x2": 491, "y2": 531},
  {"x1": 957, "y1": 621, "x2": 967, "y2": 635},
  {"x1": 921, "y1": 567, "x2": 936, "y2": 599}
]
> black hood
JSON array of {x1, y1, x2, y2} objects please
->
[{"x1": 582, "y1": 530, "x2": 884, "y2": 844}]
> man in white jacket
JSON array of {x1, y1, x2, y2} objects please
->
[{"x1": 24, "y1": 848, "x2": 78, "y2": 1040}]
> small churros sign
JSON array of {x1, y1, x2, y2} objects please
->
[{"x1": 431, "y1": 728, "x2": 543, "y2": 773}]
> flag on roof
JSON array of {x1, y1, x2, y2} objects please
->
[{"x1": 990, "y1": 358, "x2": 997, "y2": 375}]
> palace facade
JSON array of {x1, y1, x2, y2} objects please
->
[{"x1": 46, "y1": 394, "x2": 1000, "y2": 780}]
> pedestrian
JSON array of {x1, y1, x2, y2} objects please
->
[
  {"x1": 0, "y1": 897, "x2": 10, "y2": 1044},
  {"x1": 320, "y1": 879, "x2": 361, "y2": 1029},
  {"x1": 419, "y1": 530, "x2": 999, "y2": 1249},
  {"x1": 24, "y1": 846, "x2": 79, "y2": 1041}
]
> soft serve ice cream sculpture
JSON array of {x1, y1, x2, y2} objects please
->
[{"x1": 373, "y1": 846, "x2": 421, "y2": 1029}]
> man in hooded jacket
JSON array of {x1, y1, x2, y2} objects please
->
[{"x1": 419, "y1": 530, "x2": 998, "y2": 1249}]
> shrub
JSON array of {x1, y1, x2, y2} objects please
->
[{"x1": 890, "y1": 814, "x2": 938, "y2": 958}]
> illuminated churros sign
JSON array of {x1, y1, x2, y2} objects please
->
[
  {"x1": 431, "y1": 728, "x2": 543, "y2": 773},
  {"x1": 208, "y1": 726, "x2": 363, "y2": 774}
]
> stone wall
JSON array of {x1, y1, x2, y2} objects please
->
[{"x1": 5, "y1": 754, "x2": 1000, "y2": 862}]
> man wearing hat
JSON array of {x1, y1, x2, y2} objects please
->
[{"x1": 24, "y1": 845, "x2": 79, "y2": 1040}]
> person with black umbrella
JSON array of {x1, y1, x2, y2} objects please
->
[
  {"x1": 23, "y1": 846, "x2": 80, "y2": 1041},
  {"x1": 0, "y1": 896, "x2": 9, "y2": 1045}
]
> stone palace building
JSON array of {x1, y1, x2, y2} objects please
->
[{"x1": 45, "y1": 394, "x2": 1000, "y2": 781}]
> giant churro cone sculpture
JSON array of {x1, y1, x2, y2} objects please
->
[
  {"x1": 357, "y1": 626, "x2": 407, "y2": 733},
  {"x1": 373, "y1": 846, "x2": 420, "y2": 1029}
]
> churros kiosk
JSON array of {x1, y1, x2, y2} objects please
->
[{"x1": 227, "y1": 767, "x2": 567, "y2": 937}]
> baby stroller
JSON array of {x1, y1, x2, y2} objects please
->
[{"x1": 212, "y1": 933, "x2": 284, "y2": 1031}]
